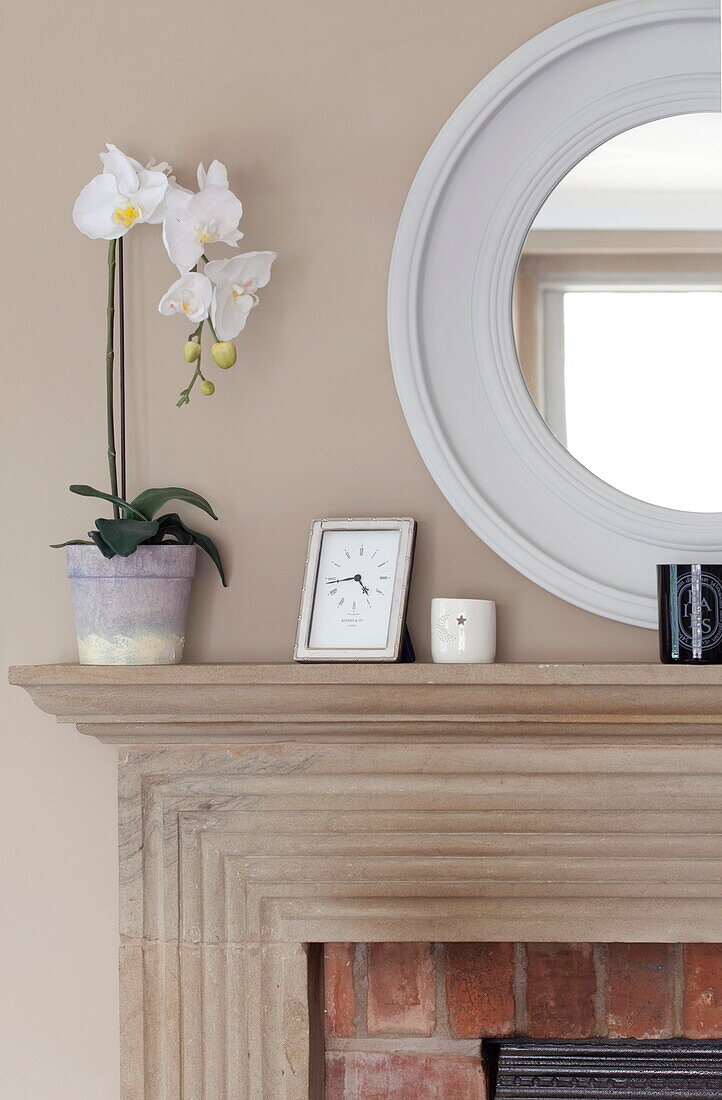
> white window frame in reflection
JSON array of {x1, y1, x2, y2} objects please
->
[{"x1": 537, "y1": 271, "x2": 722, "y2": 510}]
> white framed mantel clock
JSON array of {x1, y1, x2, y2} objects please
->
[{"x1": 294, "y1": 518, "x2": 416, "y2": 661}]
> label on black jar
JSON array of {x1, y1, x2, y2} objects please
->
[{"x1": 676, "y1": 571, "x2": 722, "y2": 650}]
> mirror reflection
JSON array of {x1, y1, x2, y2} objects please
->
[{"x1": 513, "y1": 113, "x2": 722, "y2": 512}]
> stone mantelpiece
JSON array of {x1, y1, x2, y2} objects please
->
[
  {"x1": 9, "y1": 664, "x2": 722, "y2": 1099},
  {"x1": 12, "y1": 662, "x2": 722, "y2": 743}
]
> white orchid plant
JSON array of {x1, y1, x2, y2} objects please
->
[
  {"x1": 73, "y1": 143, "x2": 276, "y2": 407},
  {"x1": 53, "y1": 144, "x2": 276, "y2": 579}
]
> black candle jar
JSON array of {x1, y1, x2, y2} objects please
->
[{"x1": 657, "y1": 564, "x2": 722, "y2": 663}]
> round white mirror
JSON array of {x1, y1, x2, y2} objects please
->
[
  {"x1": 389, "y1": 0, "x2": 721, "y2": 628},
  {"x1": 513, "y1": 113, "x2": 722, "y2": 512}
]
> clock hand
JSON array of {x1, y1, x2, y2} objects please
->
[{"x1": 327, "y1": 574, "x2": 362, "y2": 584}]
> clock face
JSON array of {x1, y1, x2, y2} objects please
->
[{"x1": 308, "y1": 528, "x2": 401, "y2": 649}]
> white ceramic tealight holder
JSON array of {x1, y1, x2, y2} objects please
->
[{"x1": 431, "y1": 598, "x2": 496, "y2": 663}]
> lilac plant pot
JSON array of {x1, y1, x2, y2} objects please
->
[{"x1": 66, "y1": 544, "x2": 197, "y2": 665}]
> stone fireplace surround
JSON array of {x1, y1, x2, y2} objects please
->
[{"x1": 10, "y1": 662, "x2": 722, "y2": 1099}]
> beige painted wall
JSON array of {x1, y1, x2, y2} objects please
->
[{"x1": 1, "y1": 0, "x2": 659, "y2": 1095}]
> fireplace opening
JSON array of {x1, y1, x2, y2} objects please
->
[
  {"x1": 482, "y1": 1039, "x2": 722, "y2": 1099},
  {"x1": 323, "y1": 943, "x2": 722, "y2": 1099}
]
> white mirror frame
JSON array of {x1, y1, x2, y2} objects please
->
[{"x1": 388, "y1": 0, "x2": 721, "y2": 628}]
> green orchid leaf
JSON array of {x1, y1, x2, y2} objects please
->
[
  {"x1": 150, "y1": 512, "x2": 227, "y2": 585},
  {"x1": 149, "y1": 513, "x2": 194, "y2": 545},
  {"x1": 88, "y1": 529, "x2": 116, "y2": 559},
  {"x1": 182, "y1": 523, "x2": 227, "y2": 586},
  {"x1": 70, "y1": 484, "x2": 146, "y2": 520},
  {"x1": 50, "y1": 539, "x2": 94, "y2": 548},
  {"x1": 129, "y1": 487, "x2": 219, "y2": 522},
  {"x1": 95, "y1": 518, "x2": 159, "y2": 557}
]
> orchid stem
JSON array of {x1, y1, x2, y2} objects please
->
[
  {"x1": 177, "y1": 320, "x2": 205, "y2": 407},
  {"x1": 106, "y1": 239, "x2": 120, "y2": 518},
  {"x1": 199, "y1": 254, "x2": 219, "y2": 342},
  {"x1": 118, "y1": 236, "x2": 127, "y2": 502}
]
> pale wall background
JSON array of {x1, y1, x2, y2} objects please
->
[{"x1": 0, "y1": 0, "x2": 657, "y2": 1095}]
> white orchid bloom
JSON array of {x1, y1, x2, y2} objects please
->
[
  {"x1": 197, "y1": 159, "x2": 229, "y2": 190},
  {"x1": 145, "y1": 156, "x2": 175, "y2": 179},
  {"x1": 158, "y1": 272, "x2": 212, "y2": 323},
  {"x1": 73, "y1": 144, "x2": 168, "y2": 239},
  {"x1": 162, "y1": 183, "x2": 243, "y2": 273},
  {"x1": 205, "y1": 252, "x2": 276, "y2": 341},
  {"x1": 142, "y1": 157, "x2": 177, "y2": 222}
]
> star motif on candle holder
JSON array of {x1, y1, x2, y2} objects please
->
[{"x1": 457, "y1": 614, "x2": 467, "y2": 626}]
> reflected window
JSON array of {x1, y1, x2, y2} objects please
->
[
  {"x1": 545, "y1": 286, "x2": 722, "y2": 510},
  {"x1": 512, "y1": 112, "x2": 722, "y2": 512}
]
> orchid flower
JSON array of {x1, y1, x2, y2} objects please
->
[
  {"x1": 72, "y1": 144, "x2": 169, "y2": 239},
  {"x1": 197, "y1": 159, "x2": 229, "y2": 189},
  {"x1": 145, "y1": 156, "x2": 175, "y2": 182},
  {"x1": 158, "y1": 273, "x2": 212, "y2": 323},
  {"x1": 162, "y1": 168, "x2": 243, "y2": 273},
  {"x1": 205, "y1": 252, "x2": 276, "y2": 341},
  {"x1": 141, "y1": 157, "x2": 179, "y2": 222}
]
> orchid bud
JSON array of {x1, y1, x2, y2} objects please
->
[
  {"x1": 211, "y1": 341, "x2": 237, "y2": 369},
  {"x1": 200, "y1": 380, "x2": 215, "y2": 396},
  {"x1": 184, "y1": 340, "x2": 202, "y2": 363}
]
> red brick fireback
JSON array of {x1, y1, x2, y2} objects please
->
[
  {"x1": 324, "y1": 942, "x2": 722, "y2": 1099},
  {"x1": 367, "y1": 942, "x2": 436, "y2": 1036},
  {"x1": 325, "y1": 1051, "x2": 485, "y2": 1100},
  {"x1": 445, "y1": 942, "x2": 515, "y2": 1038},
  {"x1": 684, "y1": 943, "x2": 722, "y2": 1038},
  {"x1": 525, "y1": 943, "x2": 596, "y2": 1039},
  {"x1": 606, "y1": 942, "x2": 675, "y2": 1040}
]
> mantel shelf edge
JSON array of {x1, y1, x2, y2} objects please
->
[{"x1": 9, "y1": 662, "x2": 722, "y2": 745}]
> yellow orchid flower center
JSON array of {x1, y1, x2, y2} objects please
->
[
  {"x1": 113, "y1": 203, "x2": 141, "y2": 229},
  {"x1": 195, "y1": 219, "x2": 220, "y2": 245},
  {"x1": 231, "y1": 279, "x2": 256, "y2": 301}
]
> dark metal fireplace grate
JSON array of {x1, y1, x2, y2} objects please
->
[{"x1": 482, "y1": 1039, "x2": 722, "y2": 1099}]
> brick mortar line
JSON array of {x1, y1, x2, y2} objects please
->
[
  {"x1": 593, "y1": 943, "x2": 609, "y2": 1038},
  {"x1": 434, "y1": 942, "x2": 451, "y2": 1038},
  {"x1": 325, "y1": 1037, "x2": 483, "y2": 1056},
  {"x1": 672, "y1": 942, "x2": 685, "y2": 1036},
  {"x1": 513, "y1": 942, "x2": 528, "y2": 1034}
]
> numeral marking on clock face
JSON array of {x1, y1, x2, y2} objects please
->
[{"x1": 315, "y1": 533, "x2": 402, "y2": 641}]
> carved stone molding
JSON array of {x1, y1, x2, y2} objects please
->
[
  {"x1": 11, "y1": 664, "x2": 722, "y2": 1098},
  {"x1": 115, "y1": 738, "x2": 722, "y2": 1098}
]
